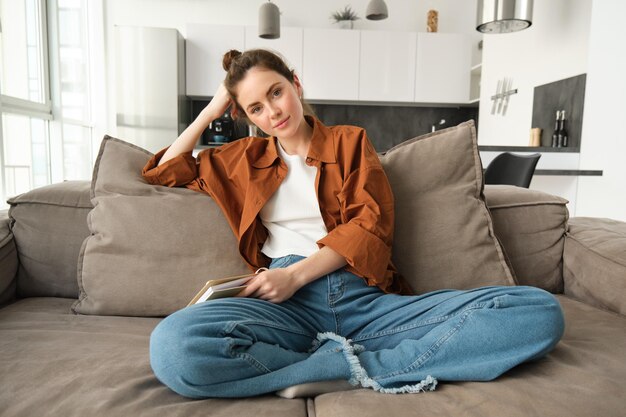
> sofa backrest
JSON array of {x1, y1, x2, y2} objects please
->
[
  {"x1": 484, "y1": 184, "x2": 569, "y2": 293},
  {"x1": 7, "y1": 181, "x2": 93, "y2": 299},
  {"x1": 5, "y1": 179, "x2": 569, "y2": 301}
]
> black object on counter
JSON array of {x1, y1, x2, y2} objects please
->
[
  {"x1": 551, "y1": 110, "x2": 560, "y2": 148},
  {"x1": 559, "y1": 110, "x2": 569, "y2": 147},
  {"x1": 209, "y1": 110, "x2": 234, "y2": 144}
]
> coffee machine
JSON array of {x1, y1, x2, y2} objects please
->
[{"x1": 205, "y1": 110, "x2": 234, "y2": 144}]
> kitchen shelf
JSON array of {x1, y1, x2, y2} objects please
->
[
  {"x1": 535, "y1": 169, "x2": 603, "y2": 176},
  {"x1": 478, "y1": 145, "x2": 580, "y2": 153},
  {"x1": 482, "y1": 169, "x2": 602, "y2": 177},
  {"x1": 479, "y1": 147, "x2": 603, "y2": 177}
]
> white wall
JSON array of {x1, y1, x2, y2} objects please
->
[
  {"x1": 477, "y1": 0, "x2": 592, "y2": 146},
  {"x1": 576, "y1": 1, "x2": 626, "y2": 221}
]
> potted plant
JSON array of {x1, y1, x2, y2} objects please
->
[{"x1": 331, "y1": 5, "x2": 360, "y2": 29}]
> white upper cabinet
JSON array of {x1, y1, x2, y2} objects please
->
[
  {"x1": 185, "y1": 24, "x2": 245, "y2": 97},
  {"x1": 302, "y1": 28, "x2": 360, "y2": 101},
  {"x1": 244, "y1": 27, "x2": 304, "y2": 79},
  {"x1": 359, "y1": 30, "x2": 417, "y2": 102},
  {"x1": 185, "y1": 25, "x2": 472, "y2": 104},
  {"x1": 414, "y1": 33, "x2": 471, "y2": 103}
]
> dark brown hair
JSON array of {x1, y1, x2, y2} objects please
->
[{"x1": 222, "y1": 49, "x2": 315, "y2": 122}]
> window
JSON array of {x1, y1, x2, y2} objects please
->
[
  {"x1": 0, "y1": 0, "x2": 102, "y2": 208},
  {"x1": 0, "y1": 0, "x2": 51, "y2": 206},
  {"x1": 54, "y1": 0, "x2": 97, "y2": 181},
  {"x1": 0, "y1": 0, "x2": 49, "y2": 105},
  {"x1": 2, "y1": 113, "x2": 50, "y2": 197}
]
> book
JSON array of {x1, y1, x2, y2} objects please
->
[{"x1": 187, "y1": 268, "x2": 268, "y2": 306}]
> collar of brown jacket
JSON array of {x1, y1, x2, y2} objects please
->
[{"x1": 251, "y1": 116, "x2": 337, "y2": 168}]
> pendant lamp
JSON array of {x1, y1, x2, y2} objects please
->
[
  {"x1": 259, "y1": 0, "x2": 280, "y2": 39},
  {"x1": 476, "y1": 0, "x2": 533, "y2": 33},
  {"x1": 366, "y1": 0, "x2": 388, "y2": 21}
]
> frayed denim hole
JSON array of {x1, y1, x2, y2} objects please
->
[{"x1": 314, "y1": 332, "x2": 437, "y2": 393}]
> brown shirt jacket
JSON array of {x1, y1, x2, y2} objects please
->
[{"x1": 142, "y1": 116, "x2": 411, "y2": 294}]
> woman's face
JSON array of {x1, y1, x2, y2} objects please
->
[{"x1": 235, "y1": 67, "x2": 305, "y2": 139}]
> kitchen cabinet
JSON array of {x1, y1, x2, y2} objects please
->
[
  {"x1": 185, "y1": 24, "x2": 245, "y2": 97},
  {"x1": 185, "y1": 25, "x2": 472, "y2": 105},
  {"x1": 302, "y1": 28, "x2": 360, "y2": 101},
  {"x1": 414, "y1": 33, "x2": 471, "y2": 103},
  {"x1": 244, "y1": 27, "x2": 303, "y2": 79},
  {"x1": 359, "y1": 30, "x2": 417, "y2": 102}
]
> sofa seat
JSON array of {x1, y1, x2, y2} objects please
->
[
  {"x1": 0, "y1": 298, "x2": 308, "y2": 417},
  {"x1": 2, "y1": 296, "x2": 626, "y2": 417},
  {"x1": 312, "y1": 295, "x2": 626, "y2": 417}
]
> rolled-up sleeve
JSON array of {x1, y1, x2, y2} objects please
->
[
  {"x1": 142, "y1": 147, "x2": 199, "y2": 187},
  {"x1": 317, "y1": 160, "x2": 395, "y2": 284}
]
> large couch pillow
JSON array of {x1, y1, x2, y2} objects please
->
[
  {"x1": 380, "y1": 121, "x2": 516, "y2": 294},
  {"x1": 72, "y1": 136, "x2": 249, "y2": 317},
  {"x1": 7, "y1": 181, "x2": 92, "y2": 299}
]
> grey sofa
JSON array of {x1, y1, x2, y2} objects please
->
[{"x1": 1, "y1": 124, "x2": 625, "y2": 416}]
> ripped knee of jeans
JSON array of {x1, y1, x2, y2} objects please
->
[{"x1": 312, "y1": 332, "x2": 438, "y2": 394}]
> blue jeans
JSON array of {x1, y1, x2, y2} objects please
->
[{"x1": 150, "y1": 255, "x2": 564, "y2": 398}]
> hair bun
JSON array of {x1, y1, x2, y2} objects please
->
[{"x1": 222, "y1": 50, "x2": 242, "y2": 71}]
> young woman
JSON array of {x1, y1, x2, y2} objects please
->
[{"x1": 143, "y1": 49, "x2": 564, "y2": 399}]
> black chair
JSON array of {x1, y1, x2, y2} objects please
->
[{"x1": 484, "y1": 152, "x2": 541, "y2": 188}]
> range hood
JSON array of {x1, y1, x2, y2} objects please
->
[{"x1": 476, "y1": 0, "x2": 534, "y2": 34}]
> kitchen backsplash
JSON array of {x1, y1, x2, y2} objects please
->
[
  {"x1": 191, "y1": 99, "x2": 478, "y2": 152},
  {"x1": 531, "y1": 74, "x2": 586, "y2": 149},
  {"x1": 311, "y1": 103, "x2": 478, "y2": 152}
]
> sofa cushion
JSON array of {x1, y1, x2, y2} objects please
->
[
  {"x1": 2, "y1": 296, "x2": 624, "y2": 416},
  {"x1": 564, "y1": 217, "x2": 626, "y2": 316},
  {"x1": 7, "y1": 181, "x2": 92, "y2": 298},
  {"x1": 312, "y1": 295, "x2": 626, "y2": 417},
  {"x1": 0, "y1": 298, "x2": 308, "y2": 417},
  {"x1": 72, "y1": 136, "x2": 250, "y2": 316},
  {"x1": 484, "y1": 185, "x2": 569, "y2": 293},
  {"x1": 380, "y1": 121, "x2": 516, "y2": 294}
]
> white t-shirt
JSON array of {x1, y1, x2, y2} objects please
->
[{"x1": 260, "y1": 141, "x2": 328, "y2": 258}]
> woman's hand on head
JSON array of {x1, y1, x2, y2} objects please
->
[
  {"x1": 236, "y1": 268, "x2": 301, "y2": 303},
  {"x1": 204, "y1": 83, "x2": 237, "y2": 120}
]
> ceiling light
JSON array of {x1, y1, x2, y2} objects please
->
[
  {"x1": 259, "y1": 1, "x2": 280, "y2": 39},
  {"x1": 366, "y1": 0, "x2": 388, "y2": 21}
]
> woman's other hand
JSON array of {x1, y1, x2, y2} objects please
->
[
  {"x1": 204, "y1": 83, "x2": 237, "y2": 120},
  {"x1": 236, "y1": 268, "x2": 301, "y2": 303}
]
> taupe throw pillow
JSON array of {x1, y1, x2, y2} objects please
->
[
  {"x1": 381, "y1": 121, "x2": 516, "y2": 294},
  {"x1": 72, "y1": 136, "x2": 249, "y2": 317}
]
